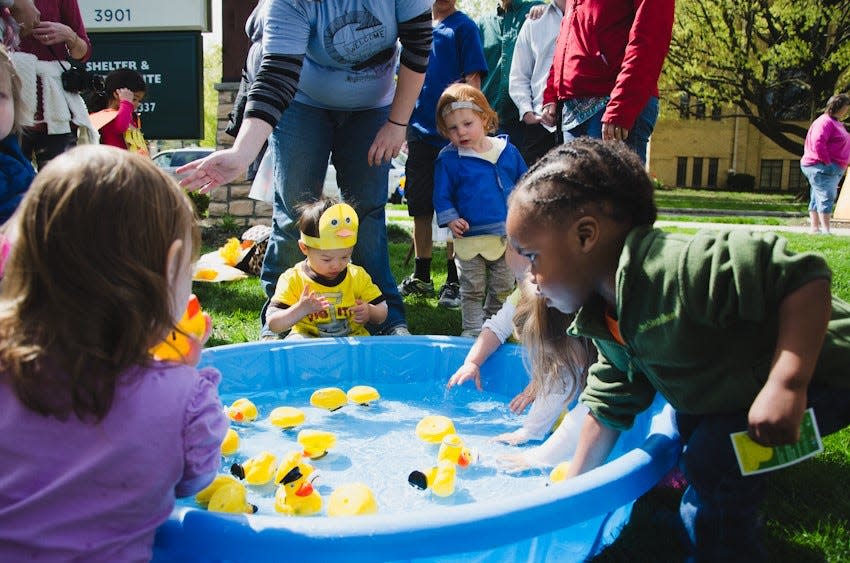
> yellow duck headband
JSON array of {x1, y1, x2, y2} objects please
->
[
  {"x1": 300, "y1": 203, "x2": 359, "y2": 250},
  {"x1": 441, "y1": 100, "x2": 483, "y2": 117}
]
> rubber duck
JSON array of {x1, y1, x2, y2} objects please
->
[
  {"x1": 220, "y1": 428, "x2": 239, "y2": 457},
  {"x1": 297, "y1": 429, "x2": 337, "y2": 460},
  {"x1": 408, "y1": 460, "x2": 457, "y2": 497},
  {"x1": 207, "y1": 481, "x2": 257, "y2": 514},
  {"x1": 230, "y1": 450, "x2": 278, "y2": 485},
  {"x1": 269, "y1": 406, "x2": 306, "y2": 430},
  {"x1": 227, "y1": 398, "x2": 258, "y2": 423},
  {"x1": 346, "y1": 385, "x2": 380, "y2": 406},
  {"x1": 194, "y1": 474, "x2": 240, "y2": 507},
  {"x1": 310, "y1": 387, "x2": 348, "y2": 411},
  {"x1": 327, "y1": 482, "x2": 378, "y2": 517},
  {"x1": 149, "y1": 294, "x2": 211, "y2": 363},
  {"x1": 274, "y1": 453, "x2": 322, "y2": 516},
  {"x1": 549, "y1": 461, "x2": 571, "y2": 483},
  {"x1": 437, "y1": 433, "x2": 477, "y2": 468},
  {"x1": 415, "y1": 415, "x2": 456, "y2": 444}
]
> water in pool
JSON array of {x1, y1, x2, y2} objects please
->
[{"x1": 183, "y1": 381, "x2": 558, "y2": 517}]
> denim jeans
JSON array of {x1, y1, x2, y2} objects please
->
[
  {"x1": 676, "y1": 383, "x2": 850, "y2": 561},
  {"x1": 455, "y1": 253, "x2": 514, "y2": 335},
  {"x1": 260, "y1": 101, "x2": 405, "y2": 334},
  {"x1": 561, "y1": 96, "x2": 659, "y2": 164},
  {"x1": 801, "y1": 162, "x2": 844, "y2": 213}
]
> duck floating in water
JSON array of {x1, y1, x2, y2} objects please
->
[
  {"x1": 415, "y1": 415, "x2": 456, "y2": 444},
  {"x1": 310, "y1": 387, "x2": 348, "y2": 411},
  {"x1": 208, "y1": 481, "x2": 257, "y2": 514},
  {"x1": 227, "y1": 398, "x2": 258, "y2": 423},
  {"x1": 437, "y1": 434, "x2": 477, "y2": 468},
  {"x1": 327, "y1": 482, "x2": 378, "y2": 516},
  {"x1": 549, "y1": 461, "x2": 571, "y2": 484},
  {"x1": 408, "y1": 460, "x2": 457, "y2": 497},
  {"x1": 231, "y1": 450, "x2": 278, "y2": 485},
  {"x1": 195, "y1": 474, "x2": 240, "y2": 507},
  {"x1": 274, "y1": 452, "x2": 322, "y2": 516},
  {"x1": 220, "y1": 428, "x2": 239, "y2": 457},
  {"x1": 149, "y1": 294, "x2": 210, "y2": 363},
  {"x1": 346, "y1": 385, "x2": 380, "y2": 406},
  {"x1": 297, "y1": 429, "x2": 337, "y2": 460},
  {"x1": 269, "y1": 406, "x2": 306, "y2": 430}
]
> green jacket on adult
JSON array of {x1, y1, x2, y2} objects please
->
[
  {"x1": 478, "y1": 0, "x2": 543, "y2": 127},
  {"x1": 571, "y1": 226, "x2": 850, "y2": 431}
]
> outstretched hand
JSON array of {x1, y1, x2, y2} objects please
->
[
  {"x1": 508, "y1": 382, "x2": 536, "y2": 414},
  {"x1": 177, "y1": 148, "x2": 248, "y2": 193},
  {"x1": 447, "y1": 361, "x2": 482, "y2": 391}
]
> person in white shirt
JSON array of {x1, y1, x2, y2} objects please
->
[{"x1": 508, "y1": 0, "x2": 565, "y2": 165}]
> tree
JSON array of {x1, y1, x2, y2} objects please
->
[{"x1": 664, "y1": 0, "x2": 850, "y2": 155}]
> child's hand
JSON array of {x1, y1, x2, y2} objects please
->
[
  {"x1": 448, "y1": 218, "x2": 469, "y2": 238},
  {"x1": 297, "y1": 286, "x2": 329, "y2": 315},
  {"x1": 492, "y1": 428, "x2": 531, "y2": 446},
  {"x1": 496, "y1": 451, "x2": 536, "y2": 473},
  {"x1": 508, "y1": 382, "x2": 536, "y2": 414},
  {"x1": 351, "y1": 299, "x2": 369, "y2": 324},
  {"x1": 447, "y1": 361, "x2": 482, "y2": 390},
  {"x1": 114, "y1": 88, "x2": 135, "y2": 103},
  {"x1": 747, "y1": 380, "x2": 808, "y2": 446}
]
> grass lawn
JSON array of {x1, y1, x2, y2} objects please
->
[
  {"x1": 653, "y1": 188, "x2": 807, "y2": 214},
  {"x1": 195, "y1": 207, "x2": 849, "y2": 561}
]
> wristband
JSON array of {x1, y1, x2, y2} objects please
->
[{"x1": 387, "y1": 118, "x2": 408, "y2": 127}]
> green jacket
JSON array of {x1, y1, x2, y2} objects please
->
[
  {"x1": 570, "y1": 226, "x2": 850, "y2": 430},
  {"x1": 478, "y1": 0, "x2": 543, "y2": 126}
]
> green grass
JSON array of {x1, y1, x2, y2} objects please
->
[
  {"x1": 196, "y1": 208, "x2": 849, "y2": 561},
  {"x1": 654, "y1": 188, "x2": 807, "y2": 214}
]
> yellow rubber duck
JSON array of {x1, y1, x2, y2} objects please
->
[
  {"x1": 346, "y1": 385, "x2": 380, "y2": 406},
  {"x1": 207, "y1": 481, "x2": 257, "y2": 514},
  {"x1": 230, "y1": 450, "x2": 278, "y2": 485},
  {"x1": 437, "y1": 433, "x2": 477, "y2": 468},
  {"x1": 408, "y1": 460, "x2": 457, "y2": 497},
  {"x1": 549, "y1": 461, "x2": 571, "y2": 484},
  {"x1": 227, "y1": 398, "x2": 258, "y2": 423},
  {"x1": 195, "y1": 474, "x2": 240, "y2": 507},
  {"x1": 220, "y1": 428, "x2": 239, "y2": 457},
  {"x1": 274, "y1": 453, "x2": 322, "y2": 516},
  {"x1": 327, "y1": 483, "x2": 378, "y2": 517},
  {"x1": 297, "y1": 429, "x2": 337, "y2": 460},
  {"x1": 310, "y1": 387, "x2": 348, "y2": 411},
  {"x1": 415, "y1": 415, "x2": 456, "y2": 444},
  {"x1": 269, "y1": 406, "x2": 306, "y2": 430},
  {"x1": 149, "y1": 294, "x2": 210, "y2": 363}
]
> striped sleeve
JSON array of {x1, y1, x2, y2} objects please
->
[
  {"x1": 397, "y1": 10, "x2": 432, "y2": 73},
  {"x1": 244, "y1": 53, "x2": 305, "y2": 127}
]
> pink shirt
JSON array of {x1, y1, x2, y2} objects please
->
[
  {"x1": 97, "y1": 100, "x2": 135, "y2": 150},
  {"x1": 0, "y1": 363, "x2": 228, "y2": 562},
  {"x1": 801, "y1": 113, "x2": 850, "y2": 168}
]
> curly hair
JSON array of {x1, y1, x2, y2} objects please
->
[{"x1": 0, "y1": 145, "x2": 199, "y2": 422}]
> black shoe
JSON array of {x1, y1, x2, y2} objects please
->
[
  {"x1": 398, "y1": 274, "x2": 435, "y2": 297},
  {"x1": 437, "y1": 282, "x2": 460, "y2": 308}
]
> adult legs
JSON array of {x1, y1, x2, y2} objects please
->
[
  {"x1": 520, "y1": 122, "x2": 558, "y2": 167},
  {"x1": 802, "y1": 162, "x2": 842, "y2": 234},
  {"x1": 561, "y1": 97, "x2": 659, "y2": 164},
  {"x1": 21, "y1": 131, "x2": 77, "y2": 170}
]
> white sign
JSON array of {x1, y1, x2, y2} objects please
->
[{"x1": 79, "y1": 0, "x2": 211, "y2": 32}]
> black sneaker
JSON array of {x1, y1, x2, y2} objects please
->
[
  {"x1": 398, "y1": 274, "x2": 435, "y2": 297},
  {"x1": 437, "y1": 282, "x2": 460, "y2": 308}
]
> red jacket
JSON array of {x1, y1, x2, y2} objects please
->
[{"x1": 543, "y1": 0, "x2": 674, "y2": 130}]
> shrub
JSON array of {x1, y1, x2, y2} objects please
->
[{"x1": 726, "y1": 173, "x2": 756, "y2": 191}]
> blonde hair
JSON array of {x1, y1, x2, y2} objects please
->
[
  {"x1": 0, "y1": 145, "x2": 200, "y2": 421},
  {"x1": 0, "y1": 45, "x2": 27, "y2": 135},
  {"x1": 512, "y1": 280, "x2": 592, "y2": 401},
  {"x1": 435, "y1": 82, "x2": 499, "y2": 138}
]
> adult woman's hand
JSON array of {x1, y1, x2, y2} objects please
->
[
  {"x1": 367, "y1": 121, "x2": 405, "y2": 167},
  {"x1": 177, "y1": 148, "x2": 248, "y2": 193}
]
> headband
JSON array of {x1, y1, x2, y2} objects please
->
[
  {"x1": 300, "y1": 203, "x2": 359, "y2": 250},
  {"x1": 441, "y1": 100, "x2": 484, "y2": 117}
]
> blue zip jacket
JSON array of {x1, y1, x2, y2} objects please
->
[{"x1": 433, "y1": 135, "x2": 527, "y2": 236}]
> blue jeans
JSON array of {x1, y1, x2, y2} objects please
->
[
  {"x1": 561, "y1": 96, "x2": 659, "y2": 164},
  {"x1": 801, "y1": 162, "x2": 844, "y2": 213},
  {"x1": 676, "y1": 383, "x2": 850, "y2": 561},
  {"x1": 260, "y1": 101, "x2": 406, "y2": 333}
]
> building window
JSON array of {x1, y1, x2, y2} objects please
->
[
  {"x1": 692, "y1": 157, "x2": 704, "y2": 187},
  {"x1": 711, "y1": 106, "x2": 722, "y2": 121},
  {"x1": 694, "y1": 101, "x2": 706, "y2": 120},
  {"x1": 707, "y1": 158, "x2": 719, "y2": 187},
  {"x1": 759, "y1": 159, "x2": 783, "y2": 190},
  {"x1": 676, "y1": 157, "x2": 688, "y2": 187},
  {"x1": 787, "y1": 161, "x2": 807, "y2": 192},
  {"x1": 678, "y1": 93, "x2": 689, "y2": 119}
]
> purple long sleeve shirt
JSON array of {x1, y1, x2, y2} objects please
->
[
  {"x1": 801, "y1": 113, "x2": 850, "y2": 168},
  {"x1": 0, "y1": 363, "x2": 228, "y2": 562}
]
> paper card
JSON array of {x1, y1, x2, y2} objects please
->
[{"x1": 730, "y1": 408, "x2": 823, "y2": 476}]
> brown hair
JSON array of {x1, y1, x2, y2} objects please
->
[
  {"x1": 512, "y1": 280, "x2": 592, "y2": 400},
  {"x1": 0, "y1": 45, "x2": 28, "y2": 135},
  {"x1": 0, "y1": 145, "x2": 200, "y2": 421},
  {"x1": 435, "y1": 82, "x2": 499, "y2": 138},
  {"x1": 297, "y1": 196, "x2": 341, "y2": 238},
  {"x1": 825, "y1": 94, "x2": 850, "y2": 117}
]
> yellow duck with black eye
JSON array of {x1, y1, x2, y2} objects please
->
[
  {"x1": 346, "y1": 385, "x2": 380, "y2": 406},
  {"x1": 436, "y1": 433, "x2": 478, "y2": 468},
  {"x1": 310, "y1": 387, "x2": 348, "y2": 411},
  {"x1": 207, "y1": 481, "x2": 258, "y2": 514},
  {"x1": 415, "y1": 415, "x2": 456, "y2": 444},
  {"x1": 149, "y1": 294, "x2": 209, "y2": 363},
  {"x1": 327, "y1": 482, "x2": 378, "y2": 516},
  {"x1": 274, "y1": 453, "x2": 322, "y2": 516},
  {"x1": 227, "y1": 398, "x2": 258, "y2": 423},
  {"x1": 195, "y1": 474, "x2": 240, "y2": 507},
  {"x1": 297, "y1": 429, "x2": 337, "y2": 460},
  {"x1": 408, "y1": 459, "x2": 457, "y2": 497},
  {"x1": 269, "y1": 406, "x2": 306, "y2": 430},
  {"x1": 230, "y1": 450, "x2": 278, "y2": 485},
  {"x1": 299, "y1": 202, "x2": 359, "y2": 251}
]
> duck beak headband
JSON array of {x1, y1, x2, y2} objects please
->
[{"x1": 300, "y1": 203, "x2": 359, "y2": 250}]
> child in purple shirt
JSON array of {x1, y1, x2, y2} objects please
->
[{"x1": 0, "y1": 145, "x2": 228, "y2": 561}]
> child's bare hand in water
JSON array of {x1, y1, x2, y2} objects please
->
[
  {"x1": 508, "y1": 382, "x2": 536, "y2": 414},
  {"x1": 496, "y1": 451, "x2": 536, "y2": 474},
  {"x1": 492, "y1": 428, "x2": 531, "y2": 446}
]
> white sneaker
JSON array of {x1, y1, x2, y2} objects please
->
[{"x1": 385, "y1": 325, "x2": 412, "y2": 336}]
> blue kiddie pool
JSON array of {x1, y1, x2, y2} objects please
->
[{"x1": 153, "y1": 337, "x2": 679, "y2": 562}]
